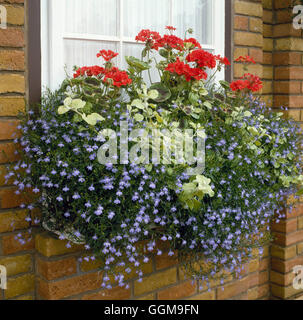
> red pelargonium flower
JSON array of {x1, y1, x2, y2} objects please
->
[
  {"x1": 154, "y1": 34, "x2": 184, "y2": 51},
  {"x1": 73, "y1": 66, "x2": 106, "y2": 78},
  {"x1": 97, "y1": 50, "x2": 119, "y2": 62},
  {"x1": 135, "y1": 29, "x2": 161, "y2": 46},
  {"x1": 235, "y1": 55, "x2": 256, "y2": 64},
  {"x1": 230, "y1": 73, "x2": 263, "y2": 92},
  {"x1": 184, "y1": 38, "x2": 202, "y2": 49},
  {"x1": 165, "y1": 58, "x2": 208, "y2": 82},
  {"x1": 186, "y1": 49, "x2": 217, "y2": 69},
  {"x1": 166, "y1": 26, "x2": 176, "y2": 31},
  {"x1": 103, "y1": 67, "x2": 132, "y2": 87},
  {"x1": 215, "y1": 55, "x2": 231, "y2": 66}
]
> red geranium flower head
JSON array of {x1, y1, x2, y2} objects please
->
[
  {"x1": 186, "y1": 49, "x2": 217, "y2": 69},
  {"x1": 184, "y1": 38, "x2": 202, "y2": 49},
  {"x1": 215, "y1": 55, "x2": 231, "y2": 66},
  {"x1": 135, "y1": 29, "x2": 161, "y2": 46},
  {"x1": 103, "y1": 67, "x2": 132, "y2": 87},
  {"x1": 165, "y1": 26, "x2": 176, "y2": 31},
  {"x1": 235, "y1": 55, "x2": 256, "y2": 64},
  {"x1": 154, "y1": 34, "x2": 184, "y2": 51},
  {"x1": 97, "y1": 50, "x2": 119, "y2": 62},
  {"x1": 230, "y1": 73, "x2": 262, "y2": 92},
  {"x1": 165, "y1": 58, "x2": 208, "y2": 82},
  {"x1": 73, "y1": 66, "x2": 106, "y2": 78}
]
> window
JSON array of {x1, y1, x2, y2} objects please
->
[{"x1": 41, "y1": 0, "x2": 226, "y2": 91}]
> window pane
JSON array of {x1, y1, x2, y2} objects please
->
[
  {"x1": 173, "y1": 0, "x2": 212, "y2": 45},
  {"x1": 64, "y1": 39, "x2": 118, "y2": 77},
  {"x1": 65, "y1": 0, "x2": 118, "y2": 36},
  {"x1": 123, "y1": 0, "x2": 170, "y2": 38}
]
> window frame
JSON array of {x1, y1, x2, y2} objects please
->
[{"x1": 28, "y1": 0, "x2": 233, "y2": 102}]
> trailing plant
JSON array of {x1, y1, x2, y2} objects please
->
[{"x1": 5, "y1": 27, "x2": 303, "y2": 289}]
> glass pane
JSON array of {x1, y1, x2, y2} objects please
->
[
  {"x1": 173, "y1": 0, "x2": 212, "y2": 45},
  {"x1": 63, "y1": 39, "x2": 118, "y2": 78},
  {"x1": 123, "y1": 0, "x2": 170, "y2": 38},
  {"x1": 65, "y1": 0, "x2": 118, "y2": 36}
]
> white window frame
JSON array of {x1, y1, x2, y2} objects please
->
[{"x1": 42, "y1": 0, "x2": 225, "y2": 90}]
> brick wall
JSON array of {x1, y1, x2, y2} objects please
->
[
  {"x1": 0, "y1": 0, "x2": 302, "y2": 300},
  {"x1": 269, "y1": 0, "x2": 303, "y2": 300},
  {"x1": 35, "y1": 232, "x2": 269, "y2": 300},
  {"x1": 0, "y1": 0, "x2": 35, "y2": 300}
]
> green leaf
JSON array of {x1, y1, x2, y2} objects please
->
[
  {"x1": 182, "y1": 182, "x2": 196, "y2": 194},
  {"x1": 149, "y1": 83, "x2": 172, "y2": 102},
  {"x1": 159, "y1": 49, "x2": 169, "y2": 58},
  {"x1": 203, "y1": 101, "x2": 212, "y2": 109},
  {"x1": 191, "y1": 113, "x2": 200, "y2": 120},
  {"x1": 131, "y1": 99, "x2": 145, "y2": 110},
  {"x1": 148, "y1": 90, "x2": 159, "y2": 100},
  {"x1": 145, "y1": 164, "x2": 153, "y2": 172},
  {"x1": 63, "y1": 97, "x2": 72, "y2": 107},
  {"x1": 82, "y1": 113, "x2": 105, "y2": 126},
  {"x1": 71, "y1": 99, "x2": 86, "y2": 110},
  {"x1": 73, "y1": 113, "x2": 83, "y2": 123},
  {"x1": 189, "y1": 92, "x2": 199, "y2": 105},
  {"x1": 58, "y1": 105, "x2": 70, "y2": 115},
  {"x1": 219, "y1": 80, "x2": 230, "y2": 90},
  {"x1": 125, "y1": 56, "x2": 151, "y2": 71},
  {"x1": 199, "y1": 88, "x2": 208, "y2": 96},
  {"x1": 134, "y1": 113, "x2": 144, "y2": 122}
]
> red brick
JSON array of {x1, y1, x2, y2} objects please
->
[
  {"x1": 0, "y1": 50, "x2": 24, "y2": 71},
  {"x1": 259, "y1": 271, "x2": 269, "y2": 285},
  {"x1": 263, "y1": 52, "x2": 272, "y2": 65},
  {"x1": 274, "y1": 0, "x2": 292, "y2": 9},
  {"x1": 276, "y1": 9, "x2": 293, "y2": 23},
  {"x1": 234, "y1": 16, "x2": 249, "y2": 30},
  {"x1": 0, "y1": 142, "x2": 20, "y2": 163},
  {"x1": 158, "y1": 281, "x2": 197, "y2": 300},
  {"x1": 0, "y1": 209, "x2": 29, "y2": 233},
  {"x1": 274, "y1": 95, "x2": 303, "y2": 108},
  {"x1": 275, "y1": 67, "x2": 303, "y2": 80},
  {"x1": 82, "y1": 286, "x2": 131, "y2": 300},
  {"x1": 273, "y1": 52, "x2": 302, "y2": 66},
  {"x1": 274, "y1": 82, "x2": 302, "y2": 94},
  {"x1": 0, "y1": 187, "x2": 22, "y2": 209},
  {"x1": 1, "y1": 231, "x2": 35, "y2": 255},
  {"x1": 273, "y1": 230, "x2": 303, "y2": 247},
  {"x1": 37, "y1": 272, "x2": 103, "y2": 300},
  {"x1": 0, "y1": 28, "x2": 24, "y2": 47},
  {"x1": 271, "y1": 218, "x2": 297, "y2": 234},
  {"x1": 0, "y1": 97, "x2": 25, "y2": 116},
  {"x1": 217, "y1": 276, "x2": 250, "y2": 300},
  {"x1": 270, "y1": 270, "x2": 294, "y2": 286},
  {"x1": 259, "y1": 258, "x2": 269, "y2": 272},
  {"x1": 155, "y1": 252, "x2": 178, "y2": 270},
  {"x1": 0, "y1": 120, "x2": 20, "y2": 140},
  {"x1": 37, "y1": 257, "x2": 77, "y2": 281},
  {"x1": 271, "y1": 255, "x2": 303, "y2": 273},
  {"x1": 249, "y1": 48, "x2": 263, "y2": 63},
  {"x1": 273, "y1": 23, "x2": 301, "y2": 38},
  {"x1": 287, "y1": 203, "x2": 303, "y2": 219},
  {"x1": 258, "y1": 283, "x2": 270, "y2": 299},
  {"x1": 5, "y1": 0, "x2": 24, "y2": 3}
]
